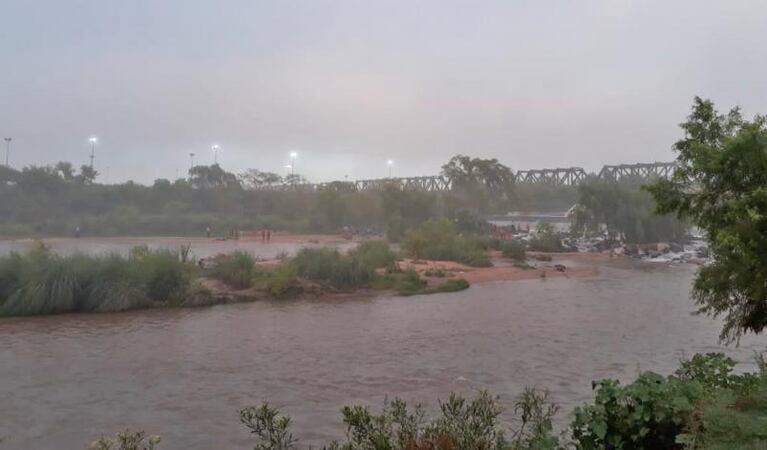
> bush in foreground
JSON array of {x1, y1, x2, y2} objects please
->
[
  {"x1": 239, "y1": 389, "x2": 558, "y2": 450},
  {"x1": 89, "y1": 353, "x2": 767, "y2": 449},
  {"x1": 89, "y1": 430, "x2": 161, "y2": 450}
]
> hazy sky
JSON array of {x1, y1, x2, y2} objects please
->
[{"x1": 1, "y1": 1, "x2": 765, "y2": 184}]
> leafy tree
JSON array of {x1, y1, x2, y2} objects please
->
[
  {"x1": 240, "y1": 169, "x2": 283, "y2": 190},
  {"x1": 646, "y1": 97, "x2": 767, "y2": 342},
  {"x1": 441, "y1": 155, "x2": 515, "y2": 212},
  {"x1": 188, "y1": 164, "x2": 239, "y2": 189},
  {"x1": 283, "y1": 173, "x2": 308, "y2": 187},
  {"x1": 54, "y1": 161, "x2": 75, "y2": 181},
  {"x1": 573, "y1": 177, "x2": 686, "y2": 244},
  {"x1": 77, "y1": 165, "x2": 99, "y2": 184}
]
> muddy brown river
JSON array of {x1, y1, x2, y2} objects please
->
[{"x1": 0, "y1": 241, "x2": 765, "y2": 449}]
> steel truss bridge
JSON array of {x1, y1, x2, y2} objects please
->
[{"x1": 264, "y1": 161, "x2": 676, "y2": 193}]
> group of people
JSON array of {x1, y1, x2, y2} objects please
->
[{"x1": 259, "y1": 228, "x2": 272, "y2": 242}]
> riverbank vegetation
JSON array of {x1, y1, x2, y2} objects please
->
[
  {"x1": 401, "y1": 218, "x2": 492, "y2": 267},
  {"x1": 0, "y1": 155, "x2": 522, "y2": 238},
  {"x1": 211, "y1": 242, "x2": 472, "y2": 298},
  {"x1": 0, "y1": 244, "x2": 192, "y2": 315},
  {"x1": 572, "y1": 177, "x2": 688, "y2": 245},
  {"x1": 90, "y1": 352, "x2": 767, "y2": 450}
]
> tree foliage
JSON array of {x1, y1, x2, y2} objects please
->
[
  {"x1": 573, "y1": 177, "x2": 687, "y2": 244},
  {"x1": 188, "y1": 163, "x2": 240, "y2": 189},
  {"x1": 441, "y1": 155, "x2": 515, "y2": 212},
  {"x1": 646, "y1": 97, "x2": 767, "y2": 342}
]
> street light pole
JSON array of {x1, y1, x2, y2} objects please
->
[
  {"x1": 3, "y1": 137, "x2": 10, "y2": 167},
  {"x1": 189, "y1": 153, "x2": 195, "y2": 171},
  {"x1": 212, "y1": 144, "x2": 220, "y2": 165},
  {"x1": 289, "y1": 152, "x2": 297, "y2": 176},
  {"x1": 88, "y1": 136, "x2": 98, "y2": 169},
  {"x1": 387, "y1": 160, "x2": 394, "y2": 178}
]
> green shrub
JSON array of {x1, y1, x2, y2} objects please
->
[
  {"x1": 434, "y1": 278, "x2": 470, "y2": 293},
  {"x1": 89, "y1": 429, "x2": 161, "y2": 450},
  {"x1": 131, "y1": 249, "x2": 191, "y2": 303},
  {"x1": 373, "y1": 268, "x2": 427, "y2": 295},
  {"x1": 235, "y1": 390, "x2": 559, "y2": 450},
  {"x1": 680, "y1": 377, "x2": 767, "y2": 450},
  {"x1": 502, "y1": 240, "x2": 527, "y2": 261},
  {"x1": 528, "y1": 223, "x2": 568, "y2": 253},
  {"x1": 571, "y1": 372, "x2": 705, "y2": 450},
  {"x1": 424, "y1": 268, "x2": 447, "y2": 277},
  {"x1": 209, "y1": 251, "x2": 255, "y2": 289},
  {"x1": 401, "y1": 218, "x2": 491, "y2": 267},
  {"x1": 291, "y1": 248, "x2": 374, "y2": 288},
  {"x1": 259, "y1": 264, "x2": 303, "y2": 299},
  {"x1": 349, "y1": 240, "x2": 396, "y2": 269}
]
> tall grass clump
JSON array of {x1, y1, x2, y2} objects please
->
[
  {"x1": 209, "y1": 251, "x2": 256, "y2": 289},
  {"x1": 129, "y1": 246, "x2": 192, "y2": 304},
  {"x1": 290, "y1": 247, "x2": 374, "y2": 288},
  {"x1": 0, "y1": 246, "x2": 192, "y2": 316},
  {"x1": 401, "y1": 218, "x2": 491, "y2": 267}
]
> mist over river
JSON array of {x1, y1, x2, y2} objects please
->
[{"x1": 1, "y1": 254, "x2": 765, "y2": 449}]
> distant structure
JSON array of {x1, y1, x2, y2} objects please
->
[
  {"x1": 597, "y1": 162, "x2": 676, "y2": 182},
  {"x1": 256, "y1": 161, "x2": 676, "y2": 192},
  {"x1": 514, "y1": 167, "x2": 588, "y2": 186}
]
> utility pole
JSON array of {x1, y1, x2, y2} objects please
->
[{"x1": 3, "y1": 137, "x2": 10, "y2": 167}]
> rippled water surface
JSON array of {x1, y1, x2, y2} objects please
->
[{"x1": 1, "y1": 260, "x2": 765, "y2": 449}]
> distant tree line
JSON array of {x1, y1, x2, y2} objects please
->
[{"x1": 0, "y1": 155, "x2": 528, "y2": 238}]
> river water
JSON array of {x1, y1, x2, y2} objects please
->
[{"x1": 0, "y1": 246, "x2": 765, "y2": 449}]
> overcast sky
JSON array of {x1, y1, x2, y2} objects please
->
[{"x1": 1, "y1": 1, "x2": 765, "y2": 184}]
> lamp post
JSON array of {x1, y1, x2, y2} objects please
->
[
  {"x1": 189, "y1": 152, "x2": 195, "y2": 170},
  {"x1": 212, "y1": 144, "x2": 220, "y2": 164},
  {"x1": 88, "y1": 136, "x2": 98, "y2": 169},
  {"x1": 3, "y1": 137, "x2": 10, "y2": 167},
  {"x1": 289, "y1": 151, "x2": 297, "y2": 176},
  {"x1": 387, "y1": 159, "x2": 394, "y2": 178}
]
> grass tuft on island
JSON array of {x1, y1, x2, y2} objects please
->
[{"x1": 0, "y1": 243, "x2": 192, "y2": 316}]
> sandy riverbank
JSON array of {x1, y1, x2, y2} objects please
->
[
  {"x1": 398, "y1": 252, "x2": 603, "y2": 284},
  {"x1": 2, "y1": 231, "x2": 354, "y2": 245}
]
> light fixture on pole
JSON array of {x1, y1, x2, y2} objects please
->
[
  {"x1": 3, "y1": 137, "x2": 10, "y2": 167},
  {"x1": 211, "y1": 144, "x2": 221, "y2": 164},
  {"x1": 387, "y1": 159, "x2": 394, "y2": 178},
  {"x1": 289, "y1": 151, "x2": 297, "y2": 176},
  {"x1": 88, "y1": 136, "x2": 98, "y2": 168},
  {"x1": 189, "y1": 152, "x2": 196, "y2": 170}
]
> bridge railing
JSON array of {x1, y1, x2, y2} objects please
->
[{"x1": 248, "y1": 162, "x2": 676, "y2": 191}]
